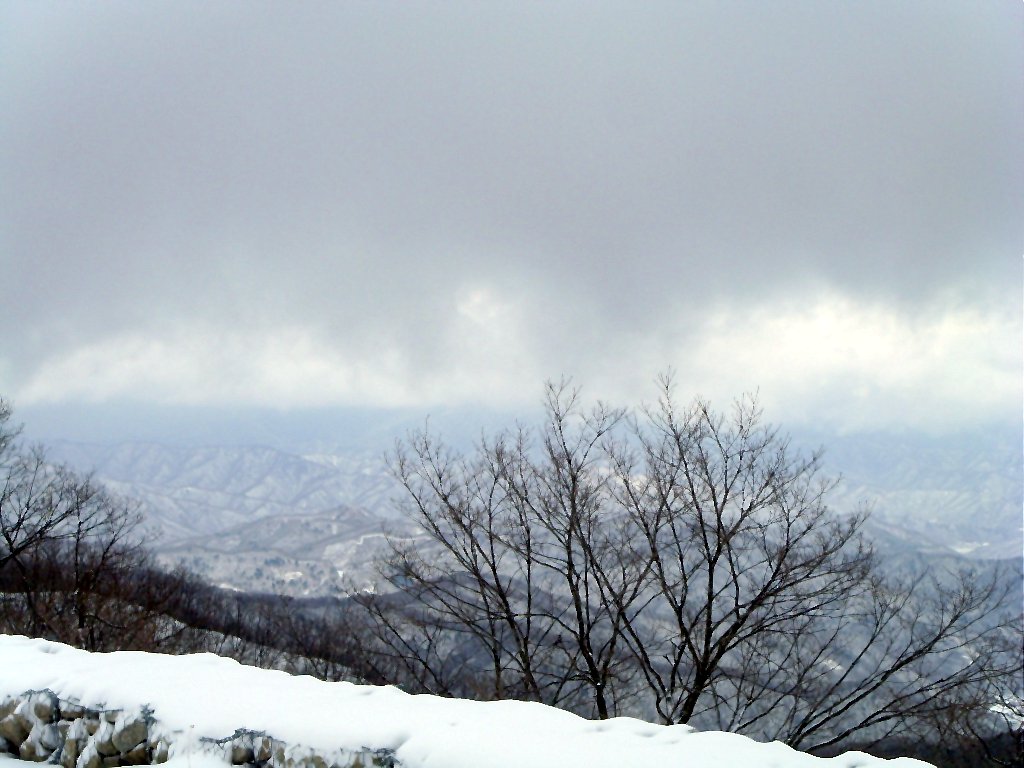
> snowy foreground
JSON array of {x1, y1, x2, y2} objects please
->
[{"x1": 0, "y1": 635, "x2": 932, "y2": 768}]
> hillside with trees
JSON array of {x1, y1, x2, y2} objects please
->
[{"x1": 0, "y1": 393, "x2": 1019, "y2": 767}]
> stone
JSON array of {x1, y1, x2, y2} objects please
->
[
  {"x1": 32, "y1": 694, "x2": 57, "y2": 723},
  {"x1": 0, "y1": 696, "x2": 378, "y2": 768},
  {"x1": 60, "y1": 704, "x2": 89, "y2": 721},
  {"x1": 12, "y1": 703, "x2": 37, "y2": 738},
  {"x1": 19, "y1": 739, "x2": 42, "y2": 762},
  {"x1": 0, "y1": 714, "x2": 29, "y2": 746},
  {"x1": 151, "y1": 741, "x2": 169, "y2": 765},
  {"x1": 255, "y1": 737, "x2": 273, "y2": 763},
  {"x1": 122, "y1": 743, "x2": 148, "y2": 765},
  {"x1": 111, "y1": 720, "x2": 147, "y2": 753},
  {"x1": 66, "y1": 720, "x2": 89, "y2": 743},
  {"x1": 231, "y1": 745, "x2": 255, "y2": 765},
  {"x1": 93, "y1": 722, "x2": 117, "y2": 757},
  {"x1": 36, "y1": 722, "x2": 62, "y2": 751},
  {"x1": 61, "y1": 738, "x2": 80, "y2": 768},
  {"x1": 76, "y1": 744, "x2": 102, "y2": 768}
]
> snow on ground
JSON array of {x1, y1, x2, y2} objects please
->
[
  {"x1": 0, "y1": 751, "x2": 229, "y2": 768},
  {"x1": 0, "y1": 635, "x2": 933, "y2": 768}
]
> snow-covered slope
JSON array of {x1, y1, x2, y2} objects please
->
[
  {"x1": 0, "y1": 636, "x2": 932, "y2": 768},
  {"x1": 44, "y1": 441, "x2": 399, "y2": 541},
  {"x1": 164, "y1": 507, "x2": 414, "y2": 595},
  {"x1": 819, "y1": 429, "x2": 1022, "y2": 559},
  {"x1": 42, "y1": 442, "x2": 409, "y2": 594},
  {"x1": 43, "y1": 428, "x2": 1023, "y2": 596}
]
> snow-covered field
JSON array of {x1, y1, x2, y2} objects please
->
[{"x1": 0, "y1": 635, "x2": 932, "y2": 768}]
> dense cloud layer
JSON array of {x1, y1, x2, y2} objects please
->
[{"x1": 2, "y1": 1, "x2": 1021, "y2": 431}]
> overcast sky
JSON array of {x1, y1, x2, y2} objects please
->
[{"x1": 2, "y1": 1, "x2": 1021, "y2": 436}]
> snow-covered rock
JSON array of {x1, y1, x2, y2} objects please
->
[{"x1": 0, "y1": 635, "x2": 934, "y2": 768}]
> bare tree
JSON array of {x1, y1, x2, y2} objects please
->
[
  {"x1": 365, "y1": 382, "x2": 647, "y2": 717},
  {"x1": 609, "y1": 378, "x2": 1020, "y2": 753},
  {"x1": 609, "y1": 385, "x2": 872, "y2": 729},
  {"x1": 0, "y1": 400, "x2": 105, "y2": 571},
  {"x1": 497, "y1": 383, "x2": 650, "y2": 718},
  {"x1": 362, "y1": 377, "x2": 1021, "y2": 758},
  {"x1": 371, "y1": 423, "x2": 579, "y2": 706},
  {"x1": 0, "y1": 399, "x2": 183, "y2": 651}
]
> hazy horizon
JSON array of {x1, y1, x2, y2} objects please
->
[{"x1": 15, "y1": 396, "x2": 1023, "y2": 459}]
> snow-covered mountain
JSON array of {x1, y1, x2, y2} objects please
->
[
  {"x1": 46, "y1": 441, "x2": 400, "y2": 534},
  {"x1": 43, "y1": 427, "x2": 1022, "y2": 596},
  {"x1": 44, "y1": 441, "x2": 411, "y2": 595},
  {"x1": 164, "y1": 508, "x2": 414, "y2": 595},
  {"x1": 818, "y1": 428, "x2": 1022, "y2": 559}
]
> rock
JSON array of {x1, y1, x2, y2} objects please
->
[
  {"x1": 151, "y1": 740, "x2": 169, "y2": 765},
  {"x1": 232, "y1": 745, "x2": 255, "y2": 765},
  {"x1": 122, "y1": 743, "x2": 148, "y2": 765},
  {"x1": 31, "y1": 693, "x2": 57, "y2": 722},
  {"x1": 255, "y1": 737, "x2": 273, "y2": 763},
  {"x1": 36, "y1": 722, "x2": 62, "y2": 751},
  {"x1": 12, "y1": 702, "x2": 37, "y2": 738},
  {"x1": 111, "y1": 720, "x2": 147, "y2": 753},
  {"x1": 76, "y1": 743, "x2": 102, "y2": 768},
  {"x1": 0, "y1": 695, "x2": 376, "y2": 768},
  {"x1": 60, "y1": 704, "x2": 89, "y2": 721},
  {"x1": 0, "y1": 714, "x2": 29, "y2": 746},
  {"x1": 93, "y1": 721, "x2": 117, "y2": 757},
  {"x1": 19, "y1": 739, "x2": 42, "y2": 762},
  {"x1": 294, "y1": 755, "x2": 320, "y2": 768},
  {"x1": 66, "y1": 720, "x2": 89, "y2": 742},
  {"x1": 61, "y1": 724, "x2": 89, "y2": 768},
  {"x1": 61, "y1": 738, "x2": 80, "y2": 768}
]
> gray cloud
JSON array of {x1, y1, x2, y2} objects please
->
[{"x1": 2, "y1": 1, "x2": 1021, "y2": 429}]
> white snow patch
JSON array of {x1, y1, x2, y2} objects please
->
[
  {"x1": 0, "y1": 635, "x2": 934, "y2": 768},
  {"x1": 950, "y1": 542, "x2": 991, "y2": 555}
]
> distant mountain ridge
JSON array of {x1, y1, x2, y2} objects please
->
[
  {"x1": 45, "y1": 440, "x2": 411, "y2": 595},
  {"x1": 44, "y1": 428, "x2": 1022, "y2": 595},
  {"x1": 819, "y1": 429, "x2": 1022, "y2": 559},
  {"x1": 47, "y1": 440, "x2": 400, "y2": 536}
]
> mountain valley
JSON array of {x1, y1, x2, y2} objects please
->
[{"x1": 45, "y1": 428, "x2": 1022, "y2": 597}]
